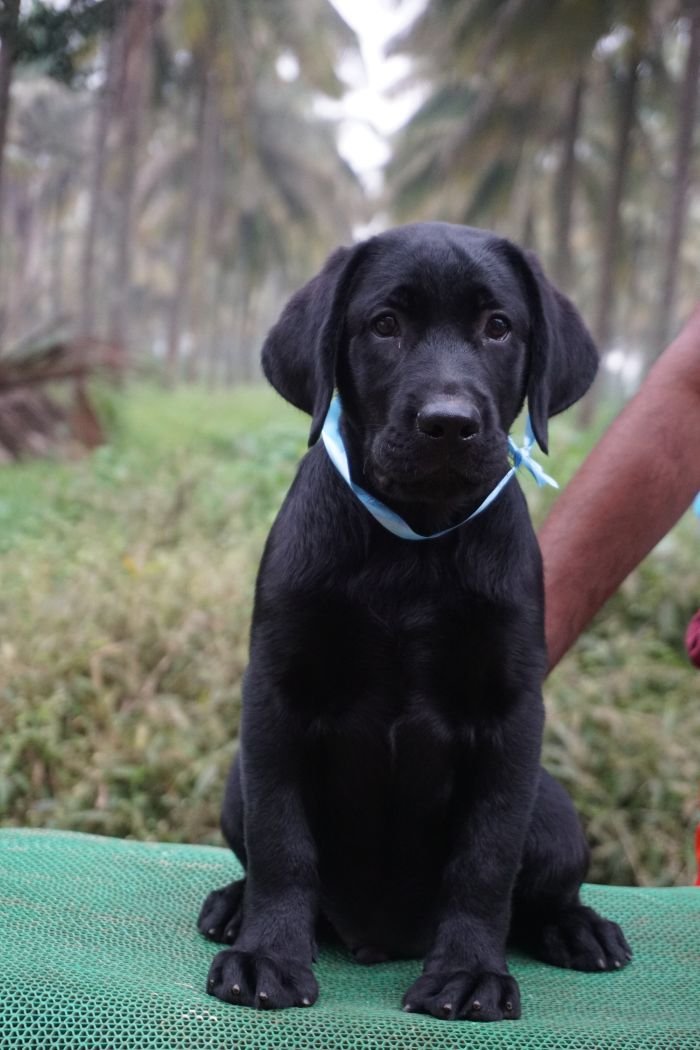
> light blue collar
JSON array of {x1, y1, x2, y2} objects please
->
[{"x1": 320, "y1": 396, "x2": 558, "y2": 541}]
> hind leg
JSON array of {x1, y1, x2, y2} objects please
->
[
  {"x1": 512, "y1": 770, "x2": 632, "y2": 971},
  {"x1": 198, "y1": 754, "x2": 247, "y2": 944}
]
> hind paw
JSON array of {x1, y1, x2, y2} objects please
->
[
  {"x1": 197, "y1": 879, "x2": 245, "y2": 944},
  {"x1": 533, "y1": 903, "x2": 631, "y2": 972}
]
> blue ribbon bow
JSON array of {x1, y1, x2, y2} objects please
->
[{"x1": 321, "y1": 396, "x2": 558, "y2": 541}]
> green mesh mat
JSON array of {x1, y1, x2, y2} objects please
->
[{"x1": 1, "y1": 829, "x2": 698, "y2": 1050}]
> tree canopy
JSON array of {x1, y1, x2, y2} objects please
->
[{"x1": 389, "y1": 0, "x2": 700, "y2": 366}]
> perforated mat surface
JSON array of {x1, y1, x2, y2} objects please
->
[{"x1": 0, "y1": 829, "x2": 698, "y2": 1049}]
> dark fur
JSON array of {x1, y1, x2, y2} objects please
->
[{"x1": 198, "y1": 223, "x2": 630, "y2": 1021}]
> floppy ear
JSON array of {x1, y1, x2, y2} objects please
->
[
  {"x1": 501, "y1": 244, "x2": 598, "y2": 454},
  {"x1": 261, "y1": 243, "x2": 367, "y2": 446}
]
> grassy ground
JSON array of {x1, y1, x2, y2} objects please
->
[{"x1": 0, "y1": 383, "x2": 697, "y2": 885}]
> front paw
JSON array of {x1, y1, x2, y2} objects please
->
[
  {"x1": 402, "y1": 968, "x2": 521, "y2": 1022},
  {"x1": 206, "y1": 948, "x2": 319, "y2": 1010}
]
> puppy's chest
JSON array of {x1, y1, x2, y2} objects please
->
[
  {"x1": 289, "y1": 567, "x2": 509, "y2": 726},
  {"x1": 301, "y1": 583, "x2": 491, "y2": 826}
]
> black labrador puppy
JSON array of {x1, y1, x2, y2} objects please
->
[{"x1": 198, "y1": 222, "x2": 631, "y2": 1021}]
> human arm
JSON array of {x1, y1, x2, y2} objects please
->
[{"x1": 540, "y1": 305, "x2": 700, "y2": 671}]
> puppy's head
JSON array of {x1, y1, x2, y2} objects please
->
[{"x1": 262, "y1": 223, "x2": 597, "y2": 506}]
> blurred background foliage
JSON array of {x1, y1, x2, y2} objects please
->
[{"x1": 0, "y1": 0, "x2": 698, "y2": 886}]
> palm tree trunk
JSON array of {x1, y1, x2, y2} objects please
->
[
  {"x1": 653, "y1": 7, "x2": 700, "y2": 353},
  {"x1": 50, "y1": 193, "x2": 66, "y2": 319},
  {"x1": 0, "y1": 0, "x2": 20, "y2": 334},
  {"x1": 109, "y1": 0, "x2": 160, "y2": 352},
  {"x1": 164, "y1": 59, "x2": 215, "y2": 384},
  {"x1": 225, "y1": 281, "x2": 248, "y2": 386},
  {"x1": 80, "y1": 21, "x2": 124, "y2": 337},
  {"x1": 594, "y1": 54, "x2": 639, "y2": 350},
  {"x1": 205, "y1": 263, "x2": 226, "y2": 389},
  {"x1": 553, "y1": 74, "x2": 585, "y2": 292},
  {"x1": 6, "y1": 190, "x2": 35, "y2": 339},
  {"x1": 202, "y1": 105, "x2": 225, "y2": 390},
  {"x1": 579, "y1": 53, "x2": 639, "y2": 427}
]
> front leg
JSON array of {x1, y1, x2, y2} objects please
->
[
  {"x1": 206, "y1": 671, "x2": 319, "y2": 1010},
  {"x1": 404, "y1": 697, "x2": 543, "y2": 1022}
]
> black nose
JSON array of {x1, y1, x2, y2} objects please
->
[{"x1": 416, "y1": 400, "x2": 481, "y2": 441}]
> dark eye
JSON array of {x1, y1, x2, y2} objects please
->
[
  {"x1": 371, "y1": 312, "x2": 399, "y2": 338},
  {"x1": 484, "y1": 314, "x2": 511, "y2": 340}
]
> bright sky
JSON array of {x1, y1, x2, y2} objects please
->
[{"x1": 322, "y1": 0, "x2": 425, "y2": 191}]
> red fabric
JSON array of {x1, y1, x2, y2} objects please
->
[{"x1": 685, "y1": 610, "x2": 700, "y2": 668}]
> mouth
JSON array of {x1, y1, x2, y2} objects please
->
[
  {"x1": 369, "y1": 465, "x2": 466, "y2": 503},
  {"x1": 366, "y1": 437, "x2": 507, "y2": 505}
]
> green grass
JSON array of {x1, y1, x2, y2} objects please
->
[{"x1": 0, "y1": 384, "x2": 697, "y2": 885}]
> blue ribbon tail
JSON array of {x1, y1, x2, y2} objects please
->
[{"x1": 508, "y1": 418, "x2": 559, "y2": 490}]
